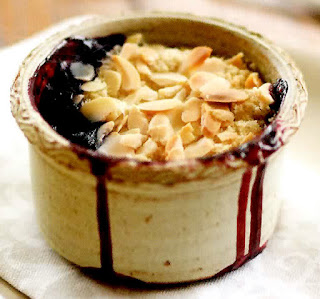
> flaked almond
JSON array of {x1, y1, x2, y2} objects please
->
[
  {"x1": 124, "y1": 86, "x2": 158, "y2": 104},
  {"x1": 112, "y1": 55, "x2": 141, "y2": 91},
  {"x1": 148, "y1": 114, "x2": 174, "y2": 145},
  {"x1": 73, "y1": 94, "x2": 84, "y2": 105},
  {"x1": 258, "y1": 83, "x2": 274, "y2": 104},
  {"x1": 190, "y1": 72, "x2": 230, "y2": 91},
  {"x1": 70, "y1": 62, "x2": 95, "y2": 81},
  {"x1": 137, "y1": 138, "x2": 158, "y2": 158},
  {"x1": 135, "y1": 60, "x2": 152, "y2": 76},
  {"x1": 119, "y1": 132, "x2": 146, "y2": 149},
  {"x1": 210, "y1": 108, "x2": 234, "y2": 123},
  {"x1": 127, "y1": 107, "x2": 149, "y2": 134},
  {"x1": 80, "y1": 97, "x2": 121, "y2": 122},
  {"x1": 245, "y1": 72, "x2": 262, "y2": 89},
  {"x1": 126, "y1": 33, "x2": 143, "y2": 44},
  {"x1": 179, "y1": 123, "x2": 196, "y2": 145},
  {"x1": 192, "y1": 57, "x2": 226, "y2": 74},
  {"x1": 185, "y1": 137, "x2": 215, "y2": 158},
  {"x1": 119, "y1": 43, "x2": 139, "y2": 60},
  {"x1": 114, "y1": 114, "x2": 128, "y2": 133},
  {"x1": 100, "y1": 70, "x2": 122, "y2": 97},
  {"x1": 97, "y1": 121, "x2": 115, "y2": 143},
  {"x1": 139, "y1": 46, "x2": 159, "y2": 65},
  {"x1": 217, "y1": 130, "x2": 238, "y2": 142},
  {"x1": 138, "y1": 99, "x2": 181, "y2": 112},
  {"x1": 158, "y1": 85, "x2": 182, "y2": 99},
  {"x1": 165, "y1": 135, "x2": 185, "y2": 160},
  {"x1": 179, "y1": 46, "x2": 213, "y2": 74},
  {"x1": 134, "y1": 154, "x2": 151, "y2": 162},
  {"x1": 150, "y1": 72, "x2": 187, "y2": 87},
  {"x1": 227, "y1": 52, "x2": 246, "y2": 69},
  {"x1": 203, "y1": 102, "x2": 234, "y2": 123},
  {"x1": 201, "y1": 110, "x2": 221, "y2": 137},
  {"x1": 174, "y1": 87, "x2": 188, "y2": 101},
  {"x1": 181, "y1": 97, "x2": 202, "y2": 123},
  {"x1": 201, "y1": 81, "x2": 248, "y2": 103},
  {"x1": 98, "y1": 133, "x2": 134, "y2": 157},
  {"x1": 81, "y1": 78, "x2": 106, "y2": 92}
]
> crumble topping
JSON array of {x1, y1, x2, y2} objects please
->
[{"x1": 73, "y1": 34, "x2": 274, "y2": 161}]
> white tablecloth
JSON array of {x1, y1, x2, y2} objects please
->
[{"x1": 1, "y1": 10, "x2": 320, "y2": 299}]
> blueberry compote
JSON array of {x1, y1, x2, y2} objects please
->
[{"x1": 30, "y1": 34, "x2": 126, "y2": 150}]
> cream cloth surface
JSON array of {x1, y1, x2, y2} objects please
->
[{"x1": 1, "y1": 9, "x2": 320, "y2": 299}]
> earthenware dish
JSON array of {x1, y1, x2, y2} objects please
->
[{"x1": 10, "y1": 13, "x2": 307, "y2": 283}]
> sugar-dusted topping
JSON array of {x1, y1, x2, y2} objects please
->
[{"x1": 73, "y1": 33, "x2": 276, "y2": 161}]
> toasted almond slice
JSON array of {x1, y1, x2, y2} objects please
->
[
  {"x1": 123, "y1": 128, "x2": 141, "y2": 135},
  {"x1": 258, "y1": 83, "x2": 274, "y2": 104},
  {"x1": 185, "y1": 137, "x2": 215, "y2": 159},
  {"x1": 98, "y1": 133, "x2": 134, "y2": 157},
  {"x1": 100, "y1": 70, "x2": 122, "y2": 97},
  {"x1": 73, "y1": 94, "x2": 84, "y2": 105},
  {"x1": 179, "y1": 46, "x2": 213, "y2": 74},
  {"x1": 80, "y1": 97, "x2": 121, "y2": 122},
  {"x1": 210, "y1": 108, "x2": 234, "y2": 122},
  {"x1": 181, "y1": 97, "x2": 202, "y2": 123},
  {"x1": 179, "y1": 123, "x2": 196, "y2": 145},
  {"x1": 189, "y1": 72, "x2": 219, "y2": 91},
  {"x1": 124, "y1": 86, "x2": 158, "y2": 104},
  {"x1": 191, "y1": 121, "x2": 202, "y2": 137},
  {"x1": 245, "y1": 72, "x2": 262, "y2": 89},
  {"x1": 137, "y1": 138, "x2": 158, "y2": 158},
  {"x1": 174, "y1": 87, "x2": 188, "y2": 101},
  {"x1": 226, "y1": 52, "x2": 246, "y2": 69},
  {"x1": 119, "y1": 43, "x2": 139, "y2": 60},
  {"x1": 112, "y1": 55, "x2": 141, "y2": 91},
  {"x1": 134, "y1": 154, "x2": 151, "y2": 161},
  {"x1": 201, "y1": 81, "x2": 248, "y2": 102},
  {"x1": 70, "y1": 62, "x2": 95, "y2": 81},
  {"x1": 138, "y1": 99, "x2": 181, "y2": 112},
  {"x1": 165, "y1": 135, "x2": 185, "y2": 161},
  {"x1": 217, "y1": 130, "x2": 238, "y2": 142},
  {"x1": 189, "y1": 72, "x2": 230, "y2": 91},
  {"x1": 126, "y1": 33, "x2": 143, "y2": 44},
  {"x1": 139, "y1": 46, "x2": 159, "y2": 64},
  {"x1": 135, "y1": 60, "x2": 152, "y2": 76},
  {"x1": 119, "y1": 133, "x2": 146, "y2": 149},
  {"x1": 148, "y1": 113, "x2": 170, "y2": 128},
  {"x1": 148, "y1": 114, "x2": 174, "y2": 145},
  {"x1": 201, "y1": 111, "x2": 221, "y2": 137},
  {"x1": 202, "y1": 102, "x2": 234, "y2": 123},
  {"x1": 114, "y1": 114, "x2": 128, "y2": 133},
  {"x1": 127, "y1": 107, "x2": 149, "y2": 134},
  {"x1": 158, "y1": 85, "x2": 182, "y2": 99},
  {"x1": 192, "y1": 57, "x2": 227, "y2": 74},
  {"x1": 150, "y1": 73, "x2": 187, "y2": 87},
  {"x1": 97, "y1": 121, "x2": 115, "y2": 143},
  {"x1": 81, "y1": 78, "x2": 106, "y2": 92}
]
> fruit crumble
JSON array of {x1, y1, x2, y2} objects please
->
[{"x1": 70, "y1": 33, "x2": 275, "y2": 161}]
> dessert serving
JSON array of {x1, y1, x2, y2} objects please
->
[{"x1": 11, "y1": 14, "x2": 307, "y2": 283}]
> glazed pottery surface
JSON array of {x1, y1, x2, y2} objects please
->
[{"x1": 11, "y1": 13, "x2": 307, "y2": 283}]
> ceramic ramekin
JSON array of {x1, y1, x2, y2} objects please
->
[{"x1": 10, "y1": 13, "x2": 307, "y2": 283}]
